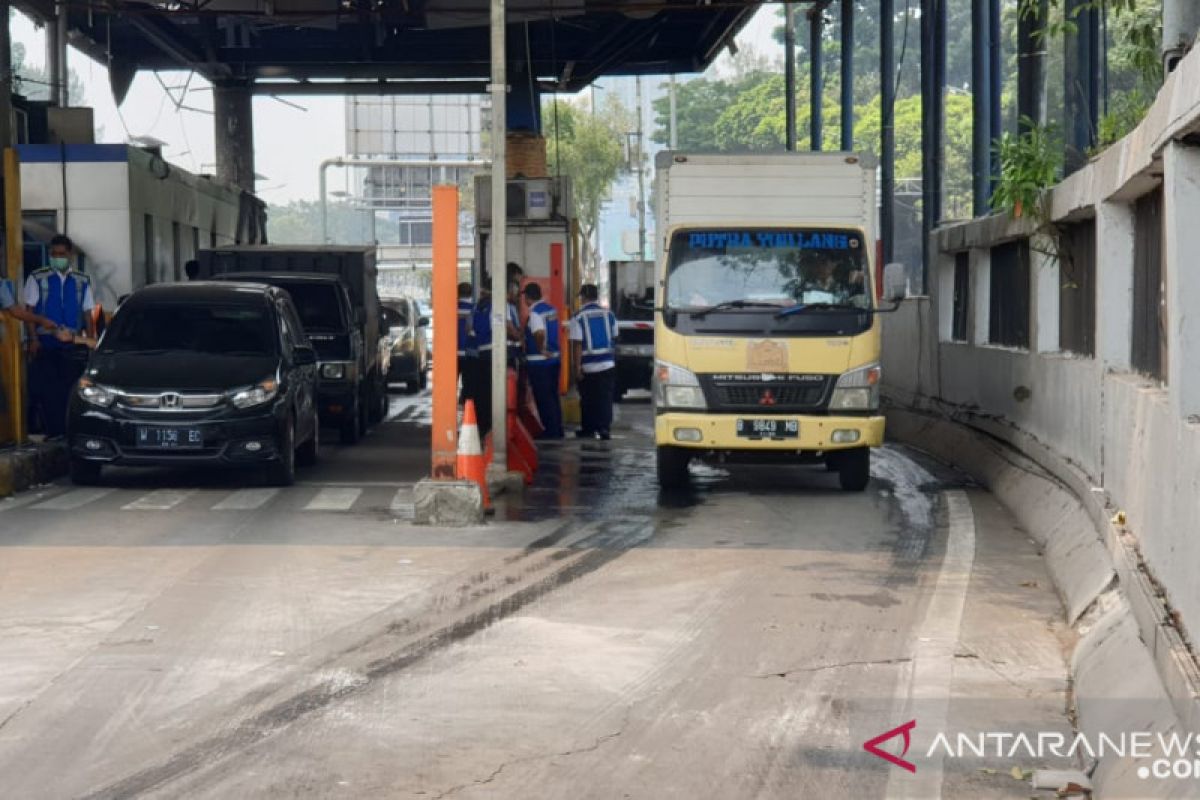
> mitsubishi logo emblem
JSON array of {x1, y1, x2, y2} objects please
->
[
  {"x1": 759, "y1": 389, "x2": 777, "y2": 406},
  {"x1": 161, "y1": 393, "x2": 181, "y2": 408}
]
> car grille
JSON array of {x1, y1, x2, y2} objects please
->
[{"x1": 700, "y1": 374, "x2": 832, "y2": 412}]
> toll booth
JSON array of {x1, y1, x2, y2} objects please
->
[{"x1": 473, "y1": 176, "x2": 575, "y2": 309}]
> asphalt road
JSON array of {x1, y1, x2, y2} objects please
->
[{"x1": 0, "y1": 391, "x2": 1077, "y2": 799}]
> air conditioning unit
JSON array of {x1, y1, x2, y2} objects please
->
[{"x1": 475, "y1": 177, "x2": 572, "y2": 224}]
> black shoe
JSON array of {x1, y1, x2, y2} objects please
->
[
  {"x1": 598, "y1": 430, "x2": 611, "y2": 440},
  {"x1": 575, "y1": 430, "x2": 593, "y2": 439}
]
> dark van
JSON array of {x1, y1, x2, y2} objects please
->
[{"x1": 66, "y1": 282, "x2": 320, "y2": 486}]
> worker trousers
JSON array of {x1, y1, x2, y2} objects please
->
[
  {"x1": 578, "y1": 367, "x2": 616, "y2": 436},
  {"x1": 527, "y1": 362, "x2": 563, "y2": 439}
]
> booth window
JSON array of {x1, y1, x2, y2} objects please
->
[
  {"x1": 1132, "y1": 190, "x2": 1165, "y2": 381},
  {"x1": 1058, "y1": 219, "x2": 1096, "y2": 356},
  {"x1": 988, "y1": 240, "x2": 1031, "y2": 349},
  {"x1": 951, "y1": 251, "x2": 970, "y2": 342}
]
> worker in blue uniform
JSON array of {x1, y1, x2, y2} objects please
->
[
  {"x1": 522, "y1": 282, "x2": 563, "y2": 439},
  {"x1": 469, "y1": 287, "x2": 499, "y2": 440},
  {"x1": 457, "y1": 282, "x2": 476, "y2": 403},
  {"x1": 23, "y1": 235, "x2": 96, "y2": 438},
  {"x1": 569, "y1": 284, "x2": 619, "y2": 440}
]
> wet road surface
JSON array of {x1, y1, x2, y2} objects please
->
[{"x1": 0, "y1": 391, "x2": 1076, "y2": 798}]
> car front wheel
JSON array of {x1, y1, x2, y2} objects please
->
[{"x1": 267, "y1": 420, "x2": 297, "y2": 486}]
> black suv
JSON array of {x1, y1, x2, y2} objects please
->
[{"x1": 66, "y1": 282, "x2": 320, "y2": 486}]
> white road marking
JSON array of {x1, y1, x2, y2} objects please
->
[
  {"x1": 31, "y1": 488, "x2": 113, "y2": 511},
  {"x1": 0, "y1": 488, "x2": 63, "y2": 513},
  {"x1": 212, "y1": 488, "x2": 279, "y2": 511},
  {"x1": 121, "y1": 490, "x2": 195, "y2": 511},
  {"x1": 304, "y1": 488, "x2": 362, "y2": 511},
  {"x1": 885, "y1": 490, "x2": 977, "y2": 800},
  {"x1": 390, "y1": 488, "x2": 415, "y2": 519}
]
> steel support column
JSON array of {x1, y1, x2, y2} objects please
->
[
  {"x1": 489, "y1": 0, "x2": 508, "y2": 467},
  {"x1": 1064, "y1": 0, "x2": 1098, "y2": 174},
  {"x1": 881, "y1": 0, "x2": 895, "y2": 262},
  {"x1": 920, "y1": 0, "x2": 943, "y2": 286},
  {"x1": 214, "y1": 80, "x2": 256, "y2": 192},
  {"x1": 1017, "y1": 0, "x2": 1048, "y2": 129},
  {"x1": 988, "y1": 0, "x2": 1001, "y2": 179},
  {"x1": 840, "y1": 0, "x2": 854, "y2": 151},
  {"x1": 810, "y1": 4, "x2": 824, "y2": 151},
  {"x1": 785, "y1": 3, "x2": 797, "y2": 151},
  {"x1": 971, "y1": 0, "x2": 991, "y2": 214}
]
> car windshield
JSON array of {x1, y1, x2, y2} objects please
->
[
  {"x1": 277, "y1": 283, "x2": 344, "y2": 332},
  {"x1": 665, "y1": 229, "x2": 871, "y2": 312},
  {"x1": 102, "y1": 303, "x2": 278, "y2": 356}
]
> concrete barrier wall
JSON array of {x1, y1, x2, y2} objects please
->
[{"x1": 882, "y1": 37, "x2": 1200, "y2": 666}]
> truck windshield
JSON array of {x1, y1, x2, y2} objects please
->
[
  {"x1": 665, "y1": 229, "x2": 870, "y2": 312},
  {"x1": 277, "y1": 282, "x2": 345, "y2": 333}
]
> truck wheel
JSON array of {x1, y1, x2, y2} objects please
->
[
  {"x1": 835, "y1": 448, "x2": 871, "y2": 492},
  {"x1": 405, "y1": 372, "x2": 421, "y2": 394},
  {"x1": 419, "y1": 369, "x2": 428, "y2": 390},
  {"x1": 339, "y1": 400, "x2": 361, "y2": 445},
  {"x1": 656, "y1": 446, "x2": 691, "y2": 489},
  {"x1": 70, "y1": 458, "x2": 102, "y2": 486}
]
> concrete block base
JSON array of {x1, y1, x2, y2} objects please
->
[
  {"x1": 412, "y1": 479, "x2": 484, "y2": 526},
  {"x1": 0, "y1": 441, "x2": 68, "y2": 498}
]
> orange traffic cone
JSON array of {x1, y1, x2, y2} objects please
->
[{"x1": 456, "y1": 400, "x2": 491, "y2": 511}]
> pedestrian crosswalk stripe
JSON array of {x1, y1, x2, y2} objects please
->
[
  {"x1": 304, "y1": 487, "x2": 362, "y2": 511},
  {"x1": 390, "y1": 487, "x2": 415, "y2": 519},
  {"x1": 32, "y1": 488, "x2": 113, "y2": 511},
  {"x1": 213, "y1": 488, "x2": 279, "y2": 511},
  {"x1": 122, "y1": 489, "x2": 195, "y2": 511}
]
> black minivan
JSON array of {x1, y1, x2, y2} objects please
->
[{"x1": 66, "y1": 282, "x2": 320, "y2": 486}]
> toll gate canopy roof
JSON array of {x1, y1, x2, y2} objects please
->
[{"x1": 18, "y1": 0, "x2": 757, "y2": 97}]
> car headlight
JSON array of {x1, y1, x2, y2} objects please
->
[
  {"x1": 77, "y1": 377, "x2": 116, "y2": 408},
  {"x1": 654, "y1": 360, "x2": 705, "y2": 409},
  {"x1": 321, "y1": 362, "x2": 346, "y2": 380},
  {"x1": 228, "y1": 377, "x2": 280, "y2": 409},
  {"x1": 829, "y1": 363, "x2": 881, "y2": 410}
]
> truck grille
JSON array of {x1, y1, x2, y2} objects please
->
[
  {"x1": 700, "y1": 374, "x2": 832, "y2": 412},
  {"x1": 617, "y1": 325, "x2": 654, "y2": 346}
]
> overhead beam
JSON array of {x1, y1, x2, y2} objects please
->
[
  {"x1": 125, "y1": 13, "x2": 231, "y2": 80},
  {"x1": 253, "y1": 80, "x2": 490, "y2": 95}
]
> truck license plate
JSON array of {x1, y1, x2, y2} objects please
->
[
  {"x1": 736, "y1": 419, "x2": 799, "y2": 439},
  {"x1": 136, "y1": 426, "x2": 204, "y2": 449}
]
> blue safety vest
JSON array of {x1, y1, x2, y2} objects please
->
[
  {"x1": 31, "y1": 268, "x2": 89, "y2": 349},
  {"x1": 472, "y1": 299, "x2": 495, "y2": 351},
  {"x1": 576, "y1": 302, "x2": 617, "y2": 366},
  {"x1": 525, "y1": 300, "x2": 560, "y2": 365},
  {"x1": 457, "y1": 298, "x2": 475, "y2": 357}
]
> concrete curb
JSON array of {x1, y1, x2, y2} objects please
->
[
  {"x1": 885, "y1": 404, "x2": 1199, "y2": 797},
  {"x1": 0, "y1": 441, "x2": 68, "y2": 498},
  {"x1": 412, "y1": 479, "x2": 484, "y2": 526}
]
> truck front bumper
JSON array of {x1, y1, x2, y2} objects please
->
[{"x1": 655, "y1": 412, "x2": 885, "y2": 452}]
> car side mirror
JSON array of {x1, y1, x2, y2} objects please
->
[
  {"x1": 419, "y1": 316, "x2": 430, "y2": 327},
  {"x1": 294, "y1": 346, "x2": 318, "y2": 366},
  {"x1": 882, "y1": 262, "x2": 907, "y2": 304}
]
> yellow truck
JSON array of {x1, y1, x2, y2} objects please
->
[{"x1": 652, "y1": 152, "x2": 901, "y2": 491}]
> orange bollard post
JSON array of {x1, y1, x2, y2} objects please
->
[
  {"x1": 456, "y1": 400, "x2": 491, "y2": 510},
  {"x1": 430, "y1": 185, "x2": 459, "y2": 480}
]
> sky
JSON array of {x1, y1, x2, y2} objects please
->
[{"x1": 10, "y1": 6, "x2": 779, "y2": 204}]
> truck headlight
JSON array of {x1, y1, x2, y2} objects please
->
[
  {"x1": 829, "y1": 363, "x2": 881, "y2": 410},
  {"x1": 77, "y1": 377, "x2": 116, "y2": 408},
  {"x1": 321, "y1": 362, "x2": 357, "y2": 381},
  {"x1": 228, "y1": 377, "x2": 280, "y2": 409},
  {"x1": 654, "y1": 360, "x2": 705, "y2": 409}
]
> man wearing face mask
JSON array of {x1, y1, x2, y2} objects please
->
[{"x1": 23, "y1": 235, "x2": 96, "y2": 437}]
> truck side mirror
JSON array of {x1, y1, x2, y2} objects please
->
[{"x1": 882, "y1": 262, "x2": 907, "y2": 304}]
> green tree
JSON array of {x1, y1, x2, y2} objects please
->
[{"x1": 544, "y1": 94, "x2": 632, "y2": 277}]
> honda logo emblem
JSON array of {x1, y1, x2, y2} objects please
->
[{"x1": 161, "y1": 393, "x2": 181, "y2": 409}]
